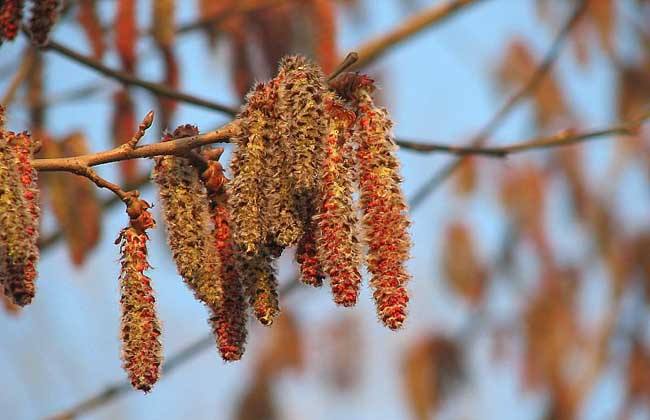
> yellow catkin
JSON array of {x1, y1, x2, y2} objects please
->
[
  {"x1": 152, "y1": 126, "x2": 224, "y2": 314},
  {"x1": 237, "y1": 246, "x2": 279, "y2": 326},
  {"x1": 264, "y1": 78, "x2": 304, "y2": 247},
  {"x1": 276, "y1": 55, "x2": 328, "y2": 196},
  {"x1": 228, "y1": 83, "x2": 271, "y2": 254}
]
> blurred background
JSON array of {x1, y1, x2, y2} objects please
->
[{"x1": 1, "y1": 0, "x2": 650, "y2": 419}]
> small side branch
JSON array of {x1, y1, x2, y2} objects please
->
[
  {"x1": 32, "y1": 120, "x2": 240, "y2": 172},
  {"x1": 396, "y1": 117, "x2": 646, "y2": 157},
  {"x1": 71, "y1": 166, "x2": 132, "y2": 203}
]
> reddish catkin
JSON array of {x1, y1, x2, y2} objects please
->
[
  {"x1": 0, "y1": 0, "x2": 24, "y2": 42},
  {"x1": 0, "y1": 131, "x2": 36, "y2": 306},
  {"x1": 353, "y1": 82, "x2": 411, "y2": 330},
  {"x1": 27, "y1": 0, "x2": 59, "y2": 46},
  {"x1": 202, "y1": 161, "x2": 248, "y2": 361},
  {"x1": 152, "y1": 126, "x2": 225, "y2": 315},
  {"x1": 315, "y1": 96, "x2": 362, "y2": 306},
  {"x1": 295, "y1": 218, "x2": 324, "y2": 287},
  {"x1": 116, "y1": 199, "x2": 162, "y2": 392},
  {"x1": 5, "y1": 131, "x2": 40, "y2": 306}
]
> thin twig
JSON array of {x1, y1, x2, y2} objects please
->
[
  {"x1": 69, "y1": 166, "x2": 132, "y2": 203},
  {"x1": 327, "y1": 52, "x2": 359, "y2": 82},
  {"x1": 32, "y1": 121, "x2": 239, "y2": 172},
  {"x1": 351, "y1": 0, "x2": 488, "y2": 70},
  {"x1": 407, "y1": 0, "x2": 588, "y2": 208},
  {"x1": 395, "y1": 118, "x2": 645, "y2": 157},
  {"x1": 43, "y1": 40, "x2": 239, "y2": 116}
]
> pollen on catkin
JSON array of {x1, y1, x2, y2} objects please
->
[
  {"x1": 5, "y1": 131, "x2": 39, "y2": 305},
  {"x1": 116, "y1": 198, "x2": 162, "y2": 392},
  {"x1": 228, "y1": 83, "x2": 271, "y2": 254},
  {"x1": 28, "y1": 0, "x2": 59, "y2": 46},
  {"x1": 237, "y1": 246, "x2": 279, "y2": 326},
  {"x1": 0, "y1": 0, "x2": 24, "y2": 42},
  {"x1": 202, "y1": 161, "x2": 248, "y2": 361},
  {"x1": 152, "y1": 125, "x2": 224, "y2": 313},
  {"x1": 314, "y1": 95, "x2": 362, "y2": 306},
  {"x1": 351, "y1": 79, "x2": 411, "y2": 330},
  {"x1": 296, "y1": 218, "x2": 324, "y2": 287},
  {"x1": 277, "y1": 55, "x2": 328, "y2": 195},
  {"x1": 0, "y1": 130, "x2": 37, "y2": 306},
  {"x1": 264, "y1": 77, "x2": 305, "y2": 247}
]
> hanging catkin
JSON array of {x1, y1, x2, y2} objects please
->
[
  {"x1": 0, "y1": 105, "x2": 39, "y2": 307},
  {"x1": 314, "y1": 95, "x2": 362, "y2": 306},
  {"x1": 152, "y1": 125, "x2": 225, "y2": 315},
  {"x1": 264, "y1": 76, "x2": 304, "y2": 248},
  {"x1": 0, "y1": 0, "x2": 24, "y2": 42},
  {"x1": 228, "y1": 83, "x2": 270, "y2": 255},
  {"x1": 202, "y1": 160, "x2": 248, "y2": 361},
  {"x1": 351, "y1": 77, "x2": 411, "y2": 330},
  {"x1": 27, "y1": 0, "x2": 59, "y2": 46},
  {"x1": 117, "y1": 198, "x2": 162, "y2": 392},
  {"x1": 276, "y1": 56, "x2": 328, "y2": 197}
]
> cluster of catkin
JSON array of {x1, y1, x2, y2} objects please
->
[
  {"x1": 142, "y1": 57, "x2": 410, "y2": 392},
  {"x1": 228, "y1": 56, "x2": 411, "y2": 330},
  {"x1": 0, "y1": 0, "x2": 60, "y2": 45},
  {"x1": 0, "y1": 106, "x2": 40, "y2": 307}
]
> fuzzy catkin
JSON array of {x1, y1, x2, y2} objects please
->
[
  {"x1": 202, "y1": 161, "x2": 248, "y2": 361},
  {"x1": 117, "y1": 203, "x2": 161, "y2": 392},
  {"x1": 210, "y1": 203, "x2": 248, "y2": 360},
  {"x1": 28, "y1": 0, "x2": 59, "y2": 46},
  {"x1": 264, "y1": 77, "x2": 304, "y2": 247},
  {"x1": 295, "y1": 218, "x2": 324, "y2": 287},
  {"x1": 0, "y1": 132, "x2": 37, "y2": 306},
  {"x1": 237, "y1": 246, "x2": 279, "y2": 326},
  {"x1": 314, "y1": 96, "x2": 362, "y2": 306},
  {"x1": 0, "y1": 0, "x2": 23, "y2": 42},
  {"x1": 353, "y1": 87, "x2": 411, "y2": 330},
  {"x1": 277, "y1": 56, "x2": 328, "y2": 196},
  {"x1": 228, "y1": 83, "x2": 272, "y2": 254},
  {"x1": 6, "y1": 131, "x2": 39, "y2": 305},
  {"x1": 152, "y1": 126, "x2": 224, "y2": 313}
]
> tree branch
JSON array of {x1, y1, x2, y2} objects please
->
[
  {"x1": 395, "y1": 116, "x2": 646, "y2": 157},
  {"x1": 32, "y1": 121, "x2": 239, "y2": 172},
  {"x1": 42, "y1": 40, "x2": 240, "y2": 116},
  {"x1": 351, "y1": 0, "x2": 488, "y2": 70}
]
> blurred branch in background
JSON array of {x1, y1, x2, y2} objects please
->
[{"x1": 408, "y1": 0, "x2": 588, "y2": 208}]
